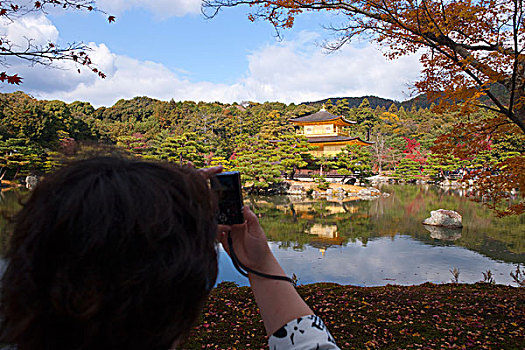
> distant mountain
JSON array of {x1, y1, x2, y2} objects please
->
[
  {"x1": 305, "y1": 83, "x2": 510, "y2": 111},
  {"x1": 302, "y1": 94, "x2": 433, "y2": 110},
  {"x1": 400, "y1": 94, "x2": 433, "y2": 109}
]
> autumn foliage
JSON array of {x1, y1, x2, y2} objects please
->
[
  {"x1": 204, "y1": 0, "x2": 525, "y2": 134},
  {"x1": 402, "y1": 137, "x2": 426, "y2": 165},
  {"x1": 432, "y1": 116, "x2": 525, "y2": 216}
]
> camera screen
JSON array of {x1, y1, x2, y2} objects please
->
[{"x1": 213, "y1": 172, "x2": 243, "y2": 225}]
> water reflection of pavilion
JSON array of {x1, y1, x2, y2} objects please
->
[
  {"x1": 261, "y1": 199, "x2": 357, "y2": 256},
  {"x1": 307, "y1": 223, "x2": 343, "y2": 256}
]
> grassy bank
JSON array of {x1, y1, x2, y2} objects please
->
[{"x1": 185, "y1": 282, "x2": 524, "y2": 349}]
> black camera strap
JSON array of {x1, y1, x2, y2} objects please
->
[{"x1": 227, "y1": 231, "x2": 294, "y2": 284}]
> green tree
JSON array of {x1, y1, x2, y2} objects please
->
[
  {"x1": 324, "y1": 99, "x2": 336, "y2": 114},
  {"x1": 0, "y1": 93, "x2": 60, "y2": 147},
  {"x1": 156, "y1": 132, "x2": 209, "y2": 167},
  {"x1": 209, "y1": 155, "x2": 232, "y2": 170},
  {"x1": 335, "y1": 99, "x2": 351, "y2": 117},
  {"x1": 393, "y1": 158, "x2": 422, "y2": 180},
  {"x1": 336, "y1": 145, "x2": 373, "y2": 182},
  {"x1": 116, "y1": 133, "x2": 154, "y2": 157},
  {"x1": 0, "y1": 138, "x2": 45, "y2": 178},
  {"x1": 275, "y1": 135, "x2": 312, "y2": 180},
  {"x1": 425, "y1": 153, "x2": 463, "y2": 180},
  {"x1": 230, "y1": 135, "x2": 283, "y2": 193},
  {"x1": 43, "y1": 100, "x2": 94, "y2": 141},
  {"x1": 316, "y1": 156, "x2": 338, "y2": 176},
  {"x1": 355, "y1": 98, "x2": 378, "y2": 141}
]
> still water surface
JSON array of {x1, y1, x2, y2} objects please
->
[
  {"x1": 1, "y1": 185, "x2": 523, "y2": 286},
  {"x1": 218, "y1": 184, "x2": 524, "y2": 286}
]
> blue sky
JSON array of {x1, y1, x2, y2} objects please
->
[{"x1": 2, "y1": 0, "x2": 422, "y2": 107}]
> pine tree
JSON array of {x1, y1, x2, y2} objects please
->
[
  {"x1": 335, "y1": 99, "x2": 351, "y2": 117},
  {"x1": 275, "y1": 135, "x2": 312, "y2": 179},
  {"x1": 393, "y1": 158, "x2": 422, "y2": 180},
  {"x1": 230, "y1": 135, "x2": 283, "y2": 193},
  {"x1": 336, "y1": 144, "x2": 373, "y2": 182},
  {"x1": 155, "y1": 132, "x2": 209, "y2": 167},
  {"x1": 355, "y1": 98, "x2": 378, "y2": 141},
  {"x1": 425, "y1": 153, "x2": 462, "y2": 180},
  {"x1": 0, "y1": 138, "x2": 45, "y2": 178}
]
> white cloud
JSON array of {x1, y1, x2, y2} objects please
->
[
  {"x1": 37, "y1": 33, "x2": 420, "y2": 107},
  {"x1": 239, "y1": 33, "x2": 422, "y2": 103},
  {"x1": 96, "y1": 0, "x2": 203, "y2": 18},
  {"x1": 0, "y1": 14, "x2": 59, "y2": 48},
  {"x1": 3, "y1": 15, "x2": 422, "y2": 107}
]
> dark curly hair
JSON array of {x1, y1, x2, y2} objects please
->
[{"x1": 0, "y1": 156, "x2": 218, "y2": 350}]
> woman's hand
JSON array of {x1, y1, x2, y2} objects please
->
[
  {"x1": 220, "y1": 208, "x2": 314, "y2": 337},
  {"x1": 195, "y1": 165, "x2": 227, "y2": 242},
  {"x1": 218, "y1": 207, "x2": 279, "y2": 274}
]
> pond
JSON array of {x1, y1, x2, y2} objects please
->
[
  {"x1": 218, "y1": 184, "x2": 524, "y2": 286},
  {"x1": 1, "y1": 185, "x2": 524, "y2": 287}
]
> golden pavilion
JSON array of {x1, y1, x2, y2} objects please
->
[{"x1": 289, "y1": 107, "x2": 373, "y2": 157}]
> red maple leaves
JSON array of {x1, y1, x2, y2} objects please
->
[
  {"x1": 402, "y1": 137, "x2": 426, "y2": 165},
  {"x1": 0, "y1": 72, "x2": 23, "y2": 85}
]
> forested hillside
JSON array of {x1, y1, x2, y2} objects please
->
[
  {"x1": 304, "y1": 95, "x2": 409, "y2": 109},
  {"x1": 0, "y1": 91, "x2": 522, "y2": 213}
]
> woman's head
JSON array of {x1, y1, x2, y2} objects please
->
[{"x1": 0, "y1": 156, "x2": 218, "y2": 350}]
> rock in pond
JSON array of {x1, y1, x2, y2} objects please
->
[
  {"x1": 357, "y1": 187, "x2": 381, "y2": 197},
  {"x1": 423, "y1": 209, "x2": 463, "y2": 228},
  {"x1": 288, "y1": 184, "x2": 305, "y2": 195}
]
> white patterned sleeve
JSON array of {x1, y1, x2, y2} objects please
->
[{"x1": 268, "y1": 315, "x2": 341, "y2": 350}]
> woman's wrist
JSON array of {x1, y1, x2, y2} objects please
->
[
  {"x1": 253, "y1": 251, "x2": 284, "y2": 275},
  {"x1": 248, "y1": 262, "x2": 313, "y2": 335}
]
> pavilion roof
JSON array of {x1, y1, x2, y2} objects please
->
[{"x1": 289, "y1": 109, "x2": 356, "y2": 124}]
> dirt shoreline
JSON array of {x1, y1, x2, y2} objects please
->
[
  {"x1": 284, "y1": 179, "x2": 367, "y2": 193},
  {"x1": 186, "y1": 282, "x2": 524, "y2": 349}
]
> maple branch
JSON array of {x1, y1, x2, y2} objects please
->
[
  {"x1": 469, "y1": 120, "x2": 515, "y2": 138},
  {"x1": 476, "y1": 104, "x2": 509, "y2": 114},
  {"x1": 508, "y1": 0, "x2": 522, "y2": 115},
  {"x1": 403, "y1": 2, "x2": 506, "y2": 96},
  {"x1": 443, "y1": 50, "x2": 512, "y2": 118},
  {"x1": 1, "y1": 42, "x2": 87, "y2": 62},
  {"x1": 0, "y1": 1, "x2": 113, "y2": 84}
]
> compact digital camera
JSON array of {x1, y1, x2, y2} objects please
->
[{"x1": 211, "y1": 171, "x2": 244, "y2": 225}]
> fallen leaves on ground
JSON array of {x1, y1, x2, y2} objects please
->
[{"x1": 184, "y1": 282, "x2": 524, "y2": 349}]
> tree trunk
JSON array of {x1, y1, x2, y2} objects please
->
[
  {"x1": 513, "y1": 105, "x2": 525, "y2": 134},
  {"x1": 374, "y1": 133, "x2": 383, "y2": 174},
  {"x1": 290, "y1": 167, "x2": 296, "y2": 180},
  {"x1": 290, "y1": 203, "x2": 297, "y2": 222}
]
